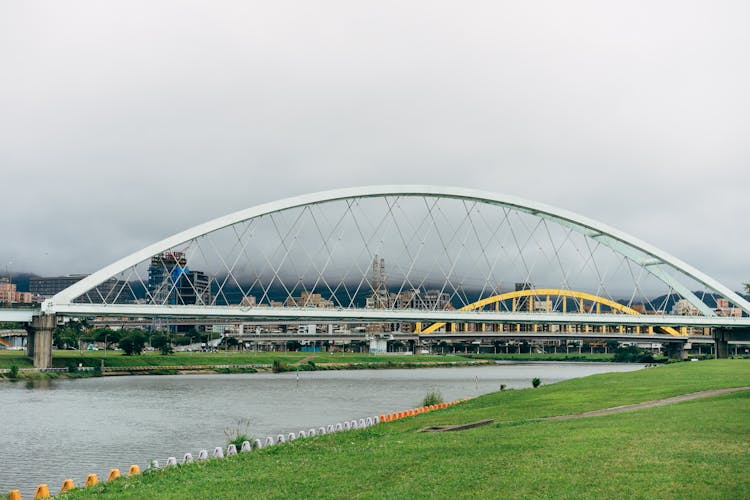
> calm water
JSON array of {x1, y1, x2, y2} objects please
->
[{"x1": 1, "y1": 362, "x2": 642, "y2": 497}]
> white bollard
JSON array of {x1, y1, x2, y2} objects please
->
[
  {"x1": 149, "y1": 459, "x2": 159, "y2": 469},
  {"x1": 166, "y1": 457, "x2": 177, "y2": 467},
  {"x1": 343, "y1": 421, "x2": 351, "y2": 431},
  {"x1": 359, "y1": 419, "x2": 366, "y2": 428},
  {"x1": 198, "y1": 449, "x2": 209, "y2": 460},
  {"x1": 308, "y1": 428, "x2": 316, "y2": 437},
  {"x1": 255, "y1": 438, "x2": 265, "y2": 450},
  {"x1": 265, "y1": 436, "x2": 275, "y2": 448},
  {"x1": 298, "y1": 430, "x2": 307, "y2": 438},
  {"x1": 374, "y1": 416, "x2": 380, "y2": 424},
  {"x1": 334, "y1": 423, "x2": 343, "y2": 432},
  {"x1": 365, "y1": 417, "x2": 373, "y2": 426},
  {"x1": 241, "y1": 441, "x2": 252, "y2": 452},
  {"x1": 226, "y1": 444, "x2": 237, "y2": 456},
  {"x1": 327, "y1": 424, "x2": 335, "y2": 433},
  {"x1": 276, "y1": 434, "x2": 286, "y2": 444},
  {"x1": 183, "y1": 453, "x2": 194, "y2": 463},
  {"x1": 287, "y1": 432, "x2": 296, "y2": 441},
  {"x1": 213, "y1": 447, "x2": 224, "y2": 458},
  {"x1": 318, "y1": 427, "x2": 326, "y2": 435},
  {"x1": 350, "y1": 420, "x2": 358, "y2": 429}
]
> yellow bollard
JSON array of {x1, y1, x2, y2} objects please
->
[
  {"x1": 60, "y1": 479, "x2": 76, "y2": 492},
  {"x1": 9, "y1": 489, "x2": 22, "y2": 500},
  {"x1": 84, "y1": 474, "x2": 98, "y2": 487},
  {"x1": 129, "y1": 464, "x2": 141, "y2": 476},
  {"x1": 107, "y1": 469, "x2": 121, "y2": 481},
  {"x1": 33, "y1": 484, "x2": 50, "y2": 499}
]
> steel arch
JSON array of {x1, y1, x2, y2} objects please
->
[
  {"x1": 46, "y1": 185, "x2": 750, "y2": 316},
  {"x1": 417, "y1": 288, "x2": 683, "y2": 335}
]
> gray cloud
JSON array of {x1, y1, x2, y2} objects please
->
[{"x1": 1, "y1": 1, "x2": 748, "y2": 290}]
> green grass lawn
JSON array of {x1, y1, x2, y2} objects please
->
[
  {"x1": 0, "y1": 349, "x2": 475, "y2": 369},
  {"x1": 463, "y1": 352, "x2": 620, "y2": 362},
  {"x1": 59, "y1": 360, "x2": 750, "y2": 499},
  {"x1": 0, "y1": 351, "x2": 33, "y2": 368}
]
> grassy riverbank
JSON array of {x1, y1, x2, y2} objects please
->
[
  {"x1": 58, "y1": 360, "x2": 749, "y2": 499},
  {"x1": 0, "y1": 350, "x2": 483, "y2": 372},
  {"x1": 1, "y1": 349, "x2": 668, "y2": 370},
  {"x1": 462, "y1": 352, "x2": 624, "y2": 362}
]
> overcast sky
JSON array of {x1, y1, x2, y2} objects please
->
[{"x1": 1, "y1": 1, "x2": 748, "y2": 291}]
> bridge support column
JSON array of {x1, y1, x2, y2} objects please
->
[
  {"x1": 665, "y1": 342, "x2": 688, "y2": 361},
  {"x1": 28, "y1": 314, "x2": 56, "y2": 369},
  {"x1": 713, "y1": 328, "x2": 730, "y2": 359}
]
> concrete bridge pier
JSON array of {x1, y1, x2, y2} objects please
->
[
  {"x1": 664, "y1": 342, "x2": 688, "y2": 361},
  {"x1": 714, "y1": 335, "x2": 729, "y2": 359},
  {"x1": 27, "y1": 314, "x2": 56, "y2": 369},
  {"x1": 713, "y1": 327, "x2": 750, "y2": 359}
]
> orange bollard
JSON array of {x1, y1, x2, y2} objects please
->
[
  {"x1": 33, "y1": 484, "x2": 50, "y2": 499},
  {"x1": 107, "y1": 469, "x2": 121, "y2": 481},
  {"x1": 9, "y1": 490, "x2": 22, "y2": 500},
  {"x1": 84, "y1": 474, "x2": 98, "y2": 487},
  {"x1": 129, "y1": 464, "x2": 141, "y2": 476},
  {"x1": 60, "y1": 479, "x2": 76, "y2": 493},
  {"x1": 379, "y1": 415, "x2": 386, "y2": 422}
]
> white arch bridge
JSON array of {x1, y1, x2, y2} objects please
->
[{"x1": 5, "y1": 186, "x2": 750, "y2": 367}]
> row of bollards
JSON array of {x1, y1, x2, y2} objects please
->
[
  {"x1": 379, "y1": 399, "x2": 467, "y2": 422},
  {"x1": 10, "y1": 399, "x2": 468, "y2": 499},
  {"x1": 8, "y1": 466, "x2": 141, "y2": 500}
]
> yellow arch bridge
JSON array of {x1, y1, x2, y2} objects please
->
[{"x1": 415, "y1": 289, "x2": 684, "y2": 336}]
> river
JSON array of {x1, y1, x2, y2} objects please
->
[{"x1": 1, "y1": 362, "x2": 643, "y2": 497}]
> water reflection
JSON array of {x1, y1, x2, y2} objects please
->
[{"x1": 24, "y1": 377, "x2": 54, "y2": 390}]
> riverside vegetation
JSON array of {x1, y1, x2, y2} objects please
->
[{"x1": 60, "y1": 360, "x2": 749, "y2": 499}]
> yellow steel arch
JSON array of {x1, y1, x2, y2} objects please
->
[{"x1": 417, "y1": 288, "x2": 683, "y2": 336}]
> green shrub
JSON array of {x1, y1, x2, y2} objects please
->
[
  {"x1": 8, "y1": 365, "x2": 19, "y2": 379},
  {"x1": 225, "y1": 418, "x2": 254, "y2": 449},
  {"x1": 119, "y1": 331, "x2": 147, "y2": 356},
  {"x1": 532, "y1": 377, "x2": 541, "y2": 388},
  {"x1": 272, "y1": 360, "x2": 290, "y2": 373},
  {"x1": 614, "y1": 345, "x2": 655, "y2": 363},
  {"x1": 421, "y1": 390, "x2": 444, "y2": 407}
]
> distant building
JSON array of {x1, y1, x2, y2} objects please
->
[
  {"x1": 239, "y1": 295, "x2": 257, "y2": 307},
  {"x1": 391, "y1": 289, "x2": 452, "y2": 311},
  {"x1": 284, "y1": 291, "x2": 334, "y2": 308},
  {"x1": 365, "y1": 288, "x2": 453, "y2": 333},
  {"x1": 29, "y1": 275, "x2": 131, "y2": 303},
  {"x1": 715, "y1": 298, "x2": 741, "y2": 318},
  {"x1": 514, "y1": 282, "x2": 533, "y2": 312},
  {"x1": 147, "y1": 252, "x2": 212, "y2": 305},
  {"x1": 672, "y1": 299, "x2": 700, "y2": 316},
  {"x1": 0, "y1": 278, "x2": 32, "y2": 304}
]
